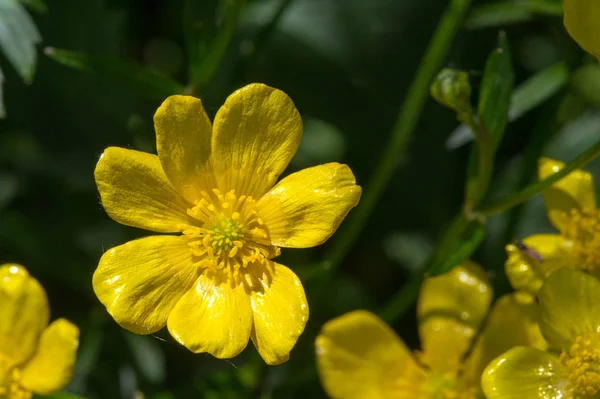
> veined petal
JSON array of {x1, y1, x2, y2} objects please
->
[
  {"x1": 154, "y1": 95, "x2": 214, "y2": 201},
  {"x1": 93, "y1": 235, "x2": 198, "y2": 334},
  {"x1": 539, "y1": 268, "x2": 600, "y2": 349},
  {"x1": 417, "y1": 261, "x2": 492, "y2": 372},
  {"x1": 21, "y1": 319, "x2": 79, "y2": 395},
  {"x1": 538, "y1": 157, "x2": 596, "y2": 230},
  {"x1": 315, "y1": 310, "x2": 426, "y2": 399},
  {"x1": 248, "y1": 263, "x2": 308, "y2": 365},
  {"x1": 95, "y1": 147, "x2": 192, "y2": 233},
  {"x1": 0, "y1": 264, "x2": 49, "y2": 366},
  {"x1": 564, "y1": 0, "x2": 600, "y2": 60},
  {"x1": 167, "y1": 270, "x2": 253, "y2": 359},
  {"x1": 462, "y1": 294, "x2": 547, "y2": 388},
  {"x1": 505, "y1": 234, "x2": 573, "y2": 298},
  {"x1": 481, "y1": 347, "x2": 567, "y2": 399},
  {"x1": 211, "y1": 83, "x2": 303, "y2": 198},
  {"x1": 257, "y1": 163, "x2": 361, "y2": 248}
]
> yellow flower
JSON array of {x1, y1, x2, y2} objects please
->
[
  {"x1": 563, "y1": 0, "x2": 600, "y2": 61},
  {"x1": 0, "y1": 264, "x2": 79, "y2": 399},
  {"x1": 92, "y1": 83, "x2": 361, "y2": 365},
  {"x1": 482, "y1": 268, "x2": 600, "y2": 398},
  {"x1": 315, "y1": 262, "x2": 545, "y2": 399},
  {"x1": 505, "y1": 157, "x2": 597, "y2": 299}
]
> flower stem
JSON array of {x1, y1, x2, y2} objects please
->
[
  {"x1": 478, "y1": 137, "x2": 600, "y2": 217},
  {"x1": 322, "y1": 0, "x2": 474, "y2": 273}
]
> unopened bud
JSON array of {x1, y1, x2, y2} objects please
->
[{"x1": 430, "y1": 68, "x2": 472, "y2": 116}]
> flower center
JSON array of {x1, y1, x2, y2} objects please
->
[
  {"x1": 0, "y1": 366, "x2": 30, "y2": 399},
  {"x1": 561, "y1": 334, "x2": 600, "y2": 396},
  {"x1": 559, "y1": 208, "x2": 600, "y2": 271},
  {"x1": 182, "y1": 189, "x2": 279, "y2": 271}
]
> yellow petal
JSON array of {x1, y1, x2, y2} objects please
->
[
  {"x1": 538, "y1": 268, "x2": 600, "y2": 349},
  {"x1": 248, "y1": 263, "x2": 308, "y2": 365},
  {"x1": 417, "y1": 261, "x2": 492, "y2": 372},
  {"x1": 95, "y1": 147, "x2": 192, "y2": 233},
  {"x1": 315, "y1": 310, "x2": 426, "y2": 399},
  {"x1": 257, "y1": 163, "x2": 361, "y2": 248},
  {"x1": 154, "y1": 95, "x2": 214, "y2": 202},
  {"x1": 538, "y1": 157, "x2": 596, "y2": 230},
  {"x1": 481, "y1": 347, "x2": 567, "y2": 399},
  {"x1": 167, "y1": 270, "x2": 252, "y2": 359},
  {"x1": 211, "y1": 83, "x2": 303, "y2": 198},
  {"x1": 564, "y1": 0, "x2": 600, "y2": 60},
  {"x1": 0, "y1": 264, "x2": 49, "y2": 366},
  {"x1": 462, "y1": 294, "x2": 547, "y2": 388},
  {"x1": 93, "y1": 235, "x2": 198, "y2": 334},
  {"x1": 21, "y1": 319, "x2": 79, "y2": 395},
  {"x1": 504, "y1": 234, "x2": 574, "y2": 298}
]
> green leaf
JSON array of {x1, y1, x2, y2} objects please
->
[
  {"x1": 35, "y1": 393, "x2": 88, "y2": 399},
  {"x1": 427, "y1": 220, "x2": 486, "y2": 276},
  {"x1": 44, "y1": 47, "x2": 184, "y2": 99},
  {"x1": 478, "y1": 32, "x2": 514, "y2": 150},
  {"x1": 571, "y1": 63, "x2": 600, "y2": 110},
  {"x1": 447, "y1": 63, "x2": 568, "y2": 149},
  {"x1": 466, "y1": 0, "x2": 562, "y2": 30},
  {"x1": 19, "y1": 0, "x2": 46, "y2": 13}
]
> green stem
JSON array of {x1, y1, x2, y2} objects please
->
[
  {"x1": 322, "y1": 0, "x2": 474, "y2": 272},
  {"x1": 463, "y1": 114, "x2": 494, "y2": 210},
  {"x1": 478, "y1": 137, "x2": 600, "y2": 217}
]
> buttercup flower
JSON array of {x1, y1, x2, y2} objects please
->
[
  {"x1": 505, "y1": 157, "x2": 598, "y2": 299},
  {"x1": 93, "y1": 83, "x2": 361, "y2": 365},
  {"x1": 482, "y1": 268, "x2": 600, "y2": 398},
  {"x1": 563, "y1": 0, "x2": 600, "y2": 61},
  {"x1": 315, "y1": 262, "x2": 545, "y2": 398},
  {"x1": 0, "y1": 264, "x2": 79, "y2": 399}
]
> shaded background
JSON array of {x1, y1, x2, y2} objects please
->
[{"x1": 1, "y1": 0, "x2": 599, "y2": 397}]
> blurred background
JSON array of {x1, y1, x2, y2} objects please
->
[{"x1": 1, "y1": 0, "x2": 599, "y2": 397}]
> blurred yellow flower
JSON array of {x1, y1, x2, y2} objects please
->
[
  {"x1": 0, "y1": 264, "x2": 79, "y2": 399},
  {"x1": 563, "y1": 0, "x2": 600, "y2": 61},
  {"x1": 505, "y1": 157, "x2": 598, "y2": 299},
  {"x1": 93, "y1": 83, "x2": 361, "y2": 365},
  {"x1": 315, "y1": 262, "x2": 545, "y2": 399},
  {"x1": 482, "y1": 268, "x2": 600, "y2": 398}
]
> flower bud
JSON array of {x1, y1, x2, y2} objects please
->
[{"x1": 430, "y1": 68, "x2": 472, "y2": 116}]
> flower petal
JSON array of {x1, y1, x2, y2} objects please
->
[
  {"x1": 563, "y1": 0, "x2": 600, "y2": 60},
  {"x1": 248, "y1": 263, "x2": 308, "y2": 365},
  {"x1": 481, "y1": 347, "x2": 567, "y2": 399},
  {"x1": 0, "y1": 264, "x2": 49, "y2": 366},
  {"x1": 538, "y1": 157, "x2": 596, "y2": 229},
  {"x1": 211, "y1": 83, "x2": 303, "y2": 198},
  {"x1": 95, "y1": 147, "x2": 192, "y2": 233},
  {"x1": 315, "y1": 310, "x2": 426, "y2": 399},
  {"x1": 21, "y1": 319, "x2": 79, "y2": 395},
  {"x1": 93, "y1": 235, "x2": 198, "y2": 334},
  {"x1": 505, "y1": 234, "x2": 574, "y2": 298},
  {"x1": 167, "y1": 270, "x2": 253, "y2": 359},
  {"x1": 539, "y1": 268, "x2": 600, "y2": 349},
  {"x1": 257, "y1": 163, "x2": 361, "y2": 248},
  {"x1": 417, "y1": 261, "x2": 492, "y2": 372},
  {"x1": 154, "y1": 95, "x2": 214, "y2": 201},
  {"x1": 462, "y1": 294, "x2": 547, "y2": 388}
]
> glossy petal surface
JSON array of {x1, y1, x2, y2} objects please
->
[
  {"x1": 564, "y1": 0, "x2": 600, "y2": 60},
  {"x1": 504, "y1": 234, "x2": 573, "y2": 298},
  {"x1": 462, "y1": 294, "x2": 546, "y2": 388},
  {"x1": 257, "y1": 163, "x2": 361, "y2": 248},
  {"x1": 249, "y1": 263, "x2": 308, "y2": 365},
  {"x1": 21, "y1": 319, "x2": 79, "y2": 395},
  {"x1": 417, "y1": 261, "x2": 492, "y2": 372},
  {"x1": 482, "y1": 347, "x2": 566, "y2": 399},
  {"x1": 211, "y1": 83, "x2": 303, "y2": 198},
  {"x1": 93, "y1": 236, "x2": 198, "y2": 334},
  {"x1": 0, "y1": 264, "x2": 49, "y2": 366},
  {"x1": 154, "y1": 95, "x2": 214, "y2": 201},
  {"x1": 95, "y1": 147, "x2": 192, "y2": 233},
  {"x1": 316, "y1": 310, "x2": 425, "y2": 399},
  {"x1": 538, "y1": 268, "x2": 600, "y2": 349},
  {"x1": 167, "y1": 271, "x2": 253, "y2": 359},
  {"x1": 538, "y1": 157, "x2": 596, "y2": 229}
]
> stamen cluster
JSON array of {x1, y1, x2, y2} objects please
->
[
  {"x1": 561, "y1": 334, "x2": 600, "y2": 396},
  {"x1": 560, "y1": 209, "x2": 600, "y2": 271}
]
